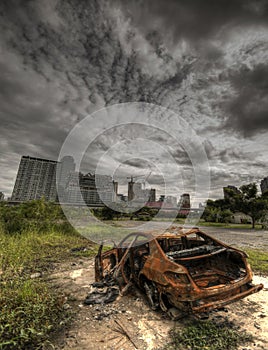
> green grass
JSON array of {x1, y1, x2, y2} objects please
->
[
  {"x1": 197, "y1": 220, "x2": 263, "y2": 229},
  {"x1": 162, "y1": 320, "x2": 253, "y2": 350},
  {"x1": 78, "y1": 222, "x2": 129, "y2": 246},
  {"x1": 242, "y1": 248, "x2": 268, "y2": 274},
  {"x1": 0, "y1": 227, "x2": 97, "y2": 349}
]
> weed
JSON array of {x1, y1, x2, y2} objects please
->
[{"x1": 163, "y1": 320, "x2": 253, "y2": 350}]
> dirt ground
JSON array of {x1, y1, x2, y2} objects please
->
[{"x1": 47, "y1": 226, "x2": 268, "y2": 350}]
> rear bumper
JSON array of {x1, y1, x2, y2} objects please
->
[{"x1": 191, "y1": 283, "x2": 264, "y2": 313}]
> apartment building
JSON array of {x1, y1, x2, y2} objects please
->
[{"x1": 11, "y1": 156, "x2": 58, "y2": 201}]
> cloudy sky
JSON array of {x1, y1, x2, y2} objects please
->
[{"x1": 1, "y1": 0, "x2": 268, "y2": 202}]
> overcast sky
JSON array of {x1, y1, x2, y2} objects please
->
[{"x1": 0, "y1": 0, "x2": 268, "y2": 201}]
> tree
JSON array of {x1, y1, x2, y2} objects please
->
[{"x1": 230, "y1": 183, "x2": 268, "y2": 229}]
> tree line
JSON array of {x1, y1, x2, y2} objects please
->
[{"x1": 202, "y1": 183, "x2": 268, "y2": 228}]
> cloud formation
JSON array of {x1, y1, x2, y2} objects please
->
[{"x1": 0, "y1": 0, "x2": 268, "y2": 199}]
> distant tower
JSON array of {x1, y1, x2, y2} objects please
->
[
  {"x1": 128, "y1": 177, "x2": 135, "y2": 201},
  {"x1": 113, "y1": 181, "x2": 118, "y2": 195},
  {"x1": 113, "y1": 181, "x2": 118, "y2": 202},
  {"x1": 179, "y1": 193, "x2": 190, "y2": 209},
  {"x1": 149, "y1": 189, "x2": 156, "y2": 202}
]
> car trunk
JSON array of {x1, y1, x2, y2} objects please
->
[{"x1": 166, "y1": 246, "x2": 247, "y2": 289}]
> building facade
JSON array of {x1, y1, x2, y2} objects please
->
[
  {"x1": 260, "y1": 177, "x2": 268, "y2": 195},
  {"x1": 58, "y1": 156, "x2": 76, "y2": 187},
  {"x1": 64, "y1": 172, "x2": 116, "y2": 205},
  {"x1": 178, "y1": 193, "x2": 191, "y2": 209},
  {"x1": 11, "y1": 156, "x2": 58, "y2": 201}
]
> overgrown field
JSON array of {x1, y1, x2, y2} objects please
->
[
  {"x1": 0, "y1": 200, "x2": 99, "y2": 349},
  {"x1": 1, "y1": 200, "x2": 267, "y2": 349}
]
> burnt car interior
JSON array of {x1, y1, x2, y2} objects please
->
[{"x1": 158, "y1": 233, "x2": 247, "y2": 288}]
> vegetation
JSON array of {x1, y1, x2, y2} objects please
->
[
  {"x1": 163, "y1": 320, "x2": 253, "y2": 350},
  {"x1": 242, "y1": 248, "x2": 268, "y2": 274},
  {"x1": 91, "y1": 205, "x2": 159, "y2": 221},
  {"x1": 197, "y1": 220, "x2": 263, "y2": 229},
  {"x1": 0, "y1": 200, "x2": 97, "y2": 350},
  {"x1": 202, "y1": 183, "x2": 268, "y2": 228}
]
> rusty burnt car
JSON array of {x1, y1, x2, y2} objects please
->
[{"x1": 94, "y1": 227, "x2": 263, "y2": 314}]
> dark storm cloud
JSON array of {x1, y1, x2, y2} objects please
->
[
  {"x1": 0, "y1": 0, "x2": 189, "y2": 111},
  {"x1": 225, "y1": 64, "x2": 268, "y2": 137},
  {"x1": 0, "y1": 0, "x2": 268, "y2": 198},
  {"x1": 118, "y1": 0, "x2": 268, "y2": 42}
]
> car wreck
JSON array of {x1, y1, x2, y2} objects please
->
[{"x1": 93, "y1": 227, "x2": 263, "y2": 315}]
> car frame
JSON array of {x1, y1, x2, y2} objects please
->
[{"x1": 95, "y1": 227, "x2": 263, "y2": 314}]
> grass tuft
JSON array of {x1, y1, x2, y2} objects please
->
[
  {"x1": 162, "y1": 320, "x2": 253, "y2": 350},
  {"x1": 242, "y1": 248, "x2": 268, "y2": 274}
]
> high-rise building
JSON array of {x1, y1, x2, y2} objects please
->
[
  {"x1": 57, "y1": 156, "x2": 76, "y2": 201},
  {"x1": 64, "y1": 172, "x2": 116, "y2": 205},
  {"x1": 128, "y1": 178, "x2": 135, "y2": 201},
  {"x1": 179, "y1": 193, "x2": 191, "y2": 209},
  {"x1": 58, "y1": 156, "x2": 75, "y2": 188},
  {"x1": 11, "y1": 156, "x2": 58, "y2": 201},
  {"x1": 148, "y1": 189, "x2": 156, "y2": 202},
  {"x1": 260, "y1": 177, "x2": 268, "y2": 195},
  {"x1": 127, "y1": 178, "x2": 155, "y2": 203}
]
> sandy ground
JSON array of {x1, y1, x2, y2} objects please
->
[{"x1": 46, "y1": 226, "x2": 268, "y2": 350}]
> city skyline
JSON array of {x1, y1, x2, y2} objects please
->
[
  {"x1": 0, "y1": 1, "x2": 268, "y2": 199},
  {"x1": 7, "y1": 154, "x2": 267, "y2": 206}
]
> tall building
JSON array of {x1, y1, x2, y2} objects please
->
[
  {"x1": 64, "y1": 172, "x2": 116, "y2": 205},
  {"x1": 148, "y1": 189, "x2": 156, "y2": 202},
  {"x1": 11, "y1": 156, "x2": 58, "y2": 201},
  {"x1": 260, "y1": 177, "x2": 268, "y2": 195},
  {"x1": 179, "y1": 193, "x2": 191, "y2": 209},
  {"x1": 58, "y1": 156, "x2": 75, "y2": 188},
  {"x1": 128, "y1": 178, "x2": 135, "y2": 201},
  {"x1": 127, "y1": 178, "x2": 155, "y2": 203}
]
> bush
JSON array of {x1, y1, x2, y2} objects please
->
[{"x1": 0, "y1": 200, "x2": 73, "y2": 234}]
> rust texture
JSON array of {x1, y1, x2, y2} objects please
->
[{"x1": 94, "y1": 227, "x2": 263, "y2": 314}]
